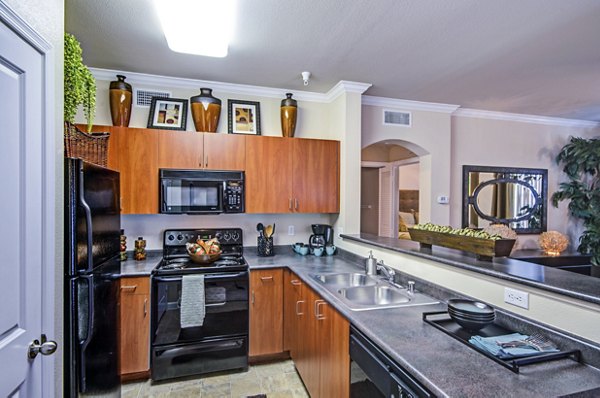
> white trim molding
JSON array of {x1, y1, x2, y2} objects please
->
[
  {"x1": 454, "y1": 108, "x2": 600, "y2": 129},
  {"x1": 362, "y1": 95, "x2": 460, "y2": 114},
  {"x1": 90, "y1": 67, "x2": 370, "y2": 103}
]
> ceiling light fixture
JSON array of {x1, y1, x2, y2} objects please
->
[{"x1": 153, "y1": 0, "x2": 236, "y2": 57}]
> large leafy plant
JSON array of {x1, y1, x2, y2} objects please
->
[
  {"x1": 551, "y1": 137, "x2": 600, "y2": 265},
  {"x1": 64, "y1": 32, "x2": 96, "y2": 132}
]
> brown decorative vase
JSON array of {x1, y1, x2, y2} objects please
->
[
  {"x1": 109, "y1": 75, "x2": 132, "y2": 126},
  {"x1": 190, "y1": 88, "x2": 221, "y2": 132},
  {"x1": 280, "y1": 93, "x2": 297, "y2": 137}
]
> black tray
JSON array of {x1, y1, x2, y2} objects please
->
[{"x1": 423, "y1": 311, "x2": 581, "y2": 373}]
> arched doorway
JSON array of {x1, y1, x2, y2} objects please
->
[{"x1": 360, "y1": 140, "x2": 429, "y2": 238}]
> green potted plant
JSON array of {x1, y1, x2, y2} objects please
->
[
  {"x1": 64, "y1": 32, "x2": 96, "y2": 132},
  {"x1": 551, "y1": 137, "x2": 600, "y2": 265}
]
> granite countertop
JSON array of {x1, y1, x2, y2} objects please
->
[
  {"x1": 341, "y1": 233, "x2": 600, "y2": 306},
  {"x1": 245, "y1": 247, "x2": 600, "y2": 398},
  {"x1": 120, "y1": 251, "x2": 162, "y2": 276}
]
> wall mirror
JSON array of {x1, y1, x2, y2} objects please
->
[{"x1": 462, "y1": 165, "x2": 548, "y2": 234}]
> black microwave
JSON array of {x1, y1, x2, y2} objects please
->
[{"x1": 159, "y1": 169, "x2": 245, "y2": 214}]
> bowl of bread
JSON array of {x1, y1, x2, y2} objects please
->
[{"x1": 186, "y1": 238, "x2": 222, "y2": 264}]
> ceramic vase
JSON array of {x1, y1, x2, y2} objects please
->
[
  {"x1": 280, "y1": 93, "x2": 297, "y2": 137},
  {"x1": 109, "y1": 75, "x2": 132, "y2": 126},
  {"x1": 190, "y1": 88, "x2": 221, "y2": 132}
]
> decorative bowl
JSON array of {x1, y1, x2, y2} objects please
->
[{"x1": 188, "y1": 251, "x2": 221, "y2": 264}]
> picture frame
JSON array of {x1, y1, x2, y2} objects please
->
[
  {"x1": 228, "y1": 99, "x2": 261, "y2": 135},
  {"x1": 147, "y1": 97, "x2": 188, "y2": 131}
]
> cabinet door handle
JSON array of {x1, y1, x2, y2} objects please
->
[
  {"x1": 295, "y1": 300, "x2": 305, "y2": 315},
  {"x1": 315, "y1": 300, "x2": 326, "y2": 320},
  {"x1": 199, "y1": 156, "x2": 202, "y2": 168},
  {"x1": 251, "y1": 291, "x2": 255, "y2": 304},
  {"x1": 260, "y1": 276, "x2": 273, "y2": 281},
  {"x1": 294, "y1": 198, "x2": 299, "y2": 210},
  {"x1": 120, "y1": 285, "x2": 137, "y2": 292},
  {"x1": 143, "y1": 298, "x2": 147, "y2": 317},
  {"x1": 289, "y1": 198, "x2": 293, "y2": 211},
  {"x1": 205, "y1": 154, "x2": 209, "y2": 168},
  {"x1": 290, "y1": 279, "x2": 301, "y2": 286}
]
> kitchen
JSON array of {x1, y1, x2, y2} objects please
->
[{"x1": 2, "y1": 0, "x2": 600, "y2": 397}]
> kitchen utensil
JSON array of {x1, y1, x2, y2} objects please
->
[
  {"x1": 326, "y1": 245, "x2": 336, "y2": 256},
  {"x1": 497, "y1": 333, "x2": 556, "y2": 351},
  {"x1": 449, "y1": 312, "x2": 494, "y2": 331},
  {"x1": 256, "y1": 223, "x2": 264, "y2": 236},
  {"x1": 298, "y1": 246, "x2": 309, "y2": 255},
  {"x1": 309, "y1": 224, "x2": 334, "y2": 250},
  {"x1": 313, "y1": 247, "x2": 324, "y2": 257},
  {"x1": 264, "y1": 224, "x2": 273, "y2": 238},
  {"x1": 447, "y1": 299, "x2": 495, "y2": 316}
]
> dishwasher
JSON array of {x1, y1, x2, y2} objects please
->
[{"x1": 350, "y1": 325, "x2": 434, "y2": 398}]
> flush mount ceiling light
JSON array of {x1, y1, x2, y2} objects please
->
[{"x1": 153, "y1": 0, "x2": 235, "y2": 57}]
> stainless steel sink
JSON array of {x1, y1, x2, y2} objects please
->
[
  {"x1": 312, "y1": 273, "x2": 378, "y2": 287},
  {"x1": 311, "y1": 272, "x2": 439, "y2": 311},
  {"x1": 339, "y1": 285, "x2": 411, "y2": 305}
]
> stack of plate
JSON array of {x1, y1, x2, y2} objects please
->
[{"x1": 447, "y1": 299, "x2": 495, "y2": 331}]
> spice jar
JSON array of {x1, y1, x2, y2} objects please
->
[
  {"x1": 120, "y1": 229, "x2": 127, "y2": 261},
  {"x1": 134, "y1": 236, "x2": 146, "y2": 261}
]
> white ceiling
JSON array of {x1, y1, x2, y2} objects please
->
[{"x1": 66, "y1": 0, "x2": 600, "y2": 121}]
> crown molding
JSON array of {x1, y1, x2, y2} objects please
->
[
  {"x1": 90, "y1": 67, "x2": 370, "y2": 103},
  {"x1": 454, "y1": 108, "x2": 600, "y2": 128},
  {"x1": 0, "y1": 2, "x2": 52, "y2": 52},
  {"x1": 362, "y1": 95, "x2": 460, "y2": 114}
]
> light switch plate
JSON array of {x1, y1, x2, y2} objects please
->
[
  {"x1": 504, "y1": 287, "x2": 529, "y2": 309},
  {"x1": 287, "y1": 225, "x2": 295, "y2": 236}
]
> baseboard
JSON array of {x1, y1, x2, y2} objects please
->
[
  {"x1": 120, "y1": 370, "x2": 150, "y2": 383},
  {"x1": 249, "y1": 351, "x2": 290, "y2": 364}
]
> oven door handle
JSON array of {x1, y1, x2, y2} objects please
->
[{"x1": 152, "y1": 272, "x2": 248, "y2": 283}]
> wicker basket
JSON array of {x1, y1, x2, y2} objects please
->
[{"x1": 64, "y1": 122, "x2": 110, "y2": 167}]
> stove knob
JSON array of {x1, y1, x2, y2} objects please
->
[
  {"x1": 223, "y1": 233, "x2": 231, "y2": 241},
  {"x1": 231, "y1": 232, "x2": 239, "y2": 242},
  {"x1": 167, "y1": 234, "x2": 175, "y2": 241},
  {"x1": 215, "y1": 232, "x2": 222, "y2": 240},
  {"x1": 177, "y1": 234, "x2": 183, "y2": 241}
]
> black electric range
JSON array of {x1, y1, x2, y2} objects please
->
[{"x1": 151, "y1": 228, "x2": 249, "y2": 381}]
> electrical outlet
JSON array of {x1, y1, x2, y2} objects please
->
[
  {"x1": 504, "y1": 287, "x2": 529, "y2": 309},
  {"x1": 288, "y1": 225, "x2": 295, "y2": 236}
]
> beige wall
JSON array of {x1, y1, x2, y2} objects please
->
[
  {"x1": 5, "y1": 0, "x2": 64, "y2": 395},
  {"x1": 451, "y1": 115, "x2": 600, "y2": 249},
  {"x1": 399, "y1": 162, "x2": 419, "y2": 190},
  {"x1": 362, "y1": 105, "x2": 453, "y2": 225}
]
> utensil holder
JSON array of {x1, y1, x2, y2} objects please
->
[{"x1": 257, "y1": 236, "x2": 274, "y2": 257}]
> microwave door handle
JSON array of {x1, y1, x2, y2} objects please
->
[{"x1": 161, "y1": 181, "x2": 167, "y2": 212}]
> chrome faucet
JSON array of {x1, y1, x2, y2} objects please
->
[{"x1": 376, "y1": 260, "x2": 396, "y2": 282}]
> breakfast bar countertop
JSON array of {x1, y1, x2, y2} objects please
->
[{"x1": 244, "y1": 247, "x2": 600, "y2": 398}]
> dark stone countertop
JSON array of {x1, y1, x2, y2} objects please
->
[
  {"x1": 245, "y1": 247, "x2": 600, "y2": 398},
  {"x1": 340, "y1": 233, "x2": 600, "y2": 306},
  {"x1": 119, "y1": 251, "x2": 162, "y2": 276}
]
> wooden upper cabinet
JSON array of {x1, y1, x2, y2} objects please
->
[
  {"x1": 157, "y1": 131, "x2": 244, "y2": 171},
  {"x1": 204, "y1": 133, "x2": 246, "y2": 171},
  {"x1": 245, "y1": 136, "x2": 293, "y2": 213},
  {"x1": 158, "y1": 131, "x2": 203, "y2": 169},
  {"x1": 292, "y1": 138, "x2": 340, "y2": 213},
  {"x1": 115, "y1": 127, "x2": 159, "y2": 214}
]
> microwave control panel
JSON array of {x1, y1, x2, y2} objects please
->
[{"x1": 224, "y1": 180, "x2": 244, "y2": 212}]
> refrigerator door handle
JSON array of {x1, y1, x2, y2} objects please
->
[
  {"x1": 78, "y1": 167, "x2": 94, "y2": 273},
  {"x1": 79, "y1": 275, "x2": 95, "y2": 351}
]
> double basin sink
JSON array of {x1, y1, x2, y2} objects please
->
[{"x1": 311, "y1": 272, "x2": 439, "y2": 311}]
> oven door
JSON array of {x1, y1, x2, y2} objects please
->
[
  {"x1": 151, "y1": 271, "x2": 249, "y2": 346},
  {"x1": 161, "y1": 178, "x2": 224, "y2": 214}
]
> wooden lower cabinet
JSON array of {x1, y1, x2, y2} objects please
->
[
  {"x1": 249, "y1": 269, "x2": 284, "y2": 357},
  {"x1": 119, "y1": 277, "x2": 150, "y2": 379},
  {"x1": 286, "y1": 270, "x2": 350, "y2": 398}
]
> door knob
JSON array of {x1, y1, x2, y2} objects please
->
[{"x1": 28, "y1": 334, "x2": 57, "y2": 359}]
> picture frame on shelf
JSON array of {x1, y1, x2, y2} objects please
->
[
  {"x1": 228, "y1": 99, "x2": 261, "y2": 135},
  {"x1": 147, "y1": 97, "x2": 188, "y2": 131}
]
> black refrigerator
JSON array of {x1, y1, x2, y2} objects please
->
[{"x1": 64, "y1": 158, "x2": 121, "y2": 397}]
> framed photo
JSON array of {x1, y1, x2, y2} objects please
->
[
  {"x1": 228, "y1": 100, "x2": 261, "y2": 135},
  {"x1": 147, "y1": 97, "x2": 188, "y2": 131}
]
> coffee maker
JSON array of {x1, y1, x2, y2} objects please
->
[{"x1": 309, "y1": 224, "x2": 334, "y2": 250}]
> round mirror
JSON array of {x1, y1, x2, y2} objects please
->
[{"x1": 473, "y1": 179, "x2": 540, "y2": 223}]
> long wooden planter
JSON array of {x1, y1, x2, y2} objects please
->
[{"x1": 407, "y1": 228, "x2": 516, "y2": 261}]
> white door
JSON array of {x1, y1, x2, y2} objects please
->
[{"x1": 0, "y1": 6, "x2": 55, "y2": 397}]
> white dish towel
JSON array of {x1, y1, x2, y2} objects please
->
[{"x1": 180, "y1": 274, "x2": 205, "y2": 328}]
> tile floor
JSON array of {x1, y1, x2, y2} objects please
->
[{"x1": 121, "y1": 360, "x2": 310, "y2": 398}]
